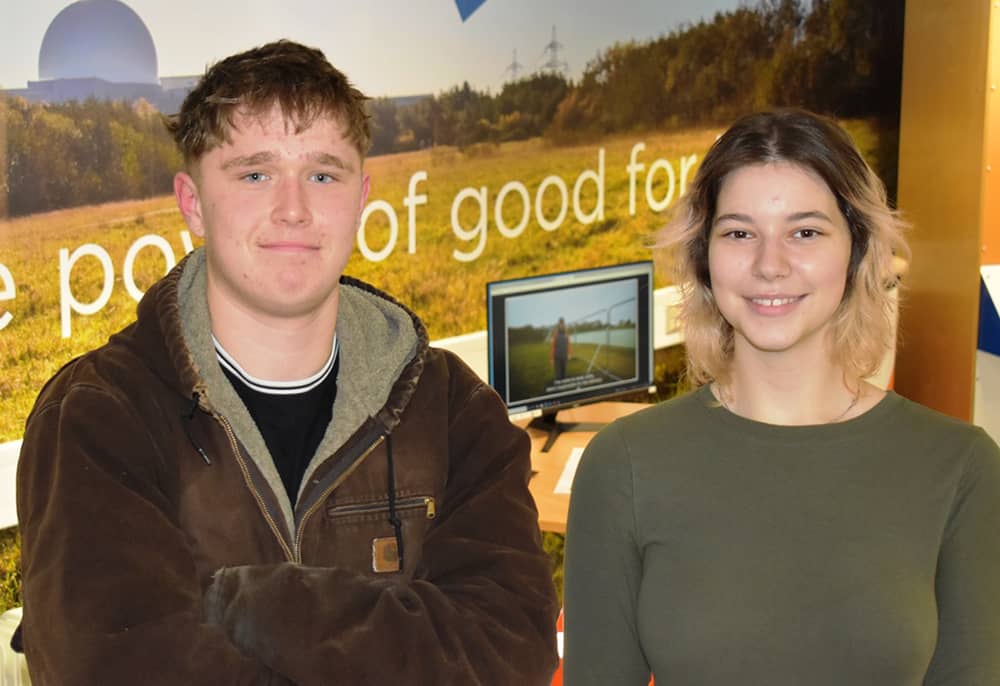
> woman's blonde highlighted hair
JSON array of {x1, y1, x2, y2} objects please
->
[{"x1": 655, "y1": 109, "x2": 910, "y2": 387}]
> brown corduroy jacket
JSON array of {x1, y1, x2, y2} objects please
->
[{"x1": 16, "y1": 250, "x2": 559, "y2": 685}]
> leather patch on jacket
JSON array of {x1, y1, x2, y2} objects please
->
[{"x1": 372, "y1": 537, "x2": 401, "y2": 573}]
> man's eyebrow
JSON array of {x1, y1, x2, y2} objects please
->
[
  {"x1": 309, "y1": 152, "x2": 353, "y2": 172},
  {"x1": 219, "y1": 150, "x2": 356, "y2": 173},
  {"x1": 220, "y1": 151, "x2": 277, "y2": 170}
]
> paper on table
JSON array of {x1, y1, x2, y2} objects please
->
[{"x1": 554, "y1": 447, "x2": 585, "y2": 494}]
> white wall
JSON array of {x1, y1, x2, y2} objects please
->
[{"x1": 974, "y1": 265, "x2": 1000, "y2": 443}]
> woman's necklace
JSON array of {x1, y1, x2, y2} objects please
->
[{"x1": 716, "y1": 384, "x2": 862, "y2": 424}]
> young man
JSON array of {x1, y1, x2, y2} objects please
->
[{"x1": 16, "y1": 40, "x2": 559, "y2": 685}]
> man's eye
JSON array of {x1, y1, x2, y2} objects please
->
[
  {"x1": 796, "y1": 228, "x2": 820, "y2": 239},
  {"x1": 312, "y1": 173, "x2": 335, "y2": 184},
  {"x1": 242, "y1": 172, "x2": 268, "y2": 183}
]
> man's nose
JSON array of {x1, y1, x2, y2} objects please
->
[{"x1": 271, "y1": 179, "x2": 311, "y2": 226}]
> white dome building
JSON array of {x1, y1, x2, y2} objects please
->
[
  {"x1": 38, "y1": 0, "x2": 158, "y2": 84},
  {"x1": 2, "y1": 0, "x2": 198, "y2": 109}
]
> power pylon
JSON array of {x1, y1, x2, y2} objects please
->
[
  {"x1": 540, "y1": 25, "x2": 568, "y2": 75},
  {"x1": 503, "y1": 49, "x2": 525, "y2": 82}
]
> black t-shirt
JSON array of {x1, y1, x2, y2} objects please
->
[{"x1": 216, "y1": 338, "x2": 338, "y2": 505}]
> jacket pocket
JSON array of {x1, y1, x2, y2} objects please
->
[
  {"x1": 314, "y1": 495, "x2": 437, "y2": 575},
  {"x1": 326, "y1": 495, "x2": 436, "y2": 521}
]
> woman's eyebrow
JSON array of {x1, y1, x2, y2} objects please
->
[
  {"x1": 713, "y1": 212, "x2": 753, "y2": 225},
  {"x1": 786, "y1": 210, "x2": 833, "y2": 223}
]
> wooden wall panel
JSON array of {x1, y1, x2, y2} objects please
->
[
  {"x1": 895, "y1": 0, "x2": 992, "y2": 419},
  {"x1": 984, "y1": 1, "x2": 1000, "y2": 266}
]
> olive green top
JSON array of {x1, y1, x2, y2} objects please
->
[{"x1": 564, "y1": 385, "x2": 1000, "y2": 685}]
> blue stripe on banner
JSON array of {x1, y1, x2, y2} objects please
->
[
  {"x1": 980, "y1": 275, "x2": 1000, "y2": 356},
  {"x1": 455, "y1": 0, "x2": 487, "y2": 21}
]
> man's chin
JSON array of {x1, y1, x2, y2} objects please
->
[{"x1": 252, "y1": 287, "x2": 340, "y2": 323}]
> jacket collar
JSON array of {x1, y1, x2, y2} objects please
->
[{"x1": 134, "y1": 248, "x2": 428, "y2": 526}]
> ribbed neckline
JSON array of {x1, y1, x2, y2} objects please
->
[
  {"x1": 695, "y1": 383, "x2": 905, "y2": 445},
  {"x1": 214, "y1": 334, "x2": 339, "y2": 395}
]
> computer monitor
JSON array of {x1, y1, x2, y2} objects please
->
[{"x1": 487, "y1": 261, "x2": 655, "y2": 451}]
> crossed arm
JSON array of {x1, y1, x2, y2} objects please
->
[
  {"x1": 18, "y1": 378, "x2": 558, "y2": 685},
  {"x1": 202, "y1": 384, "x2": 560, "y2": 684}
]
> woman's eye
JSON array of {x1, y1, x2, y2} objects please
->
[{"x1": 796, "y1": 228, "x2": 820, "y2": 238}]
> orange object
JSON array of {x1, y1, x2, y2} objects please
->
[
  {"x1": 551, "y1": 609, "x2": 654, "y2": 685},
  {"x1": 551, "y1": 610, "x2": 564, "y2": 686}
]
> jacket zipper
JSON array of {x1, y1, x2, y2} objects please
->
[
  {"x1": 215, "y1": 412, "x2": 294, "y2": 561},
  {"x1": 293, "y1": 435, "x2": 386, "y2": 563},
  {"x1": 326, "y1": 496, "x2": 437, "y2": 520}
]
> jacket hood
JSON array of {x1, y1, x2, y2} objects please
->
[{"x1": 131, "y1": 248, "x2": 427, "y2": 531}]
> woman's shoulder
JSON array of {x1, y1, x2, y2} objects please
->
[
  {"x1": 582, "y1": 385, "x2": 717, "y2": 463},
  {"x1": 887, "y1": 392, "x2": 995, "y2": 444},
  {"x1": 877, "y1": 393, "x2": 1000, "y2": 479},
  {"x1": 613, "y1": 384, "x2": 717, "y2": 434}
]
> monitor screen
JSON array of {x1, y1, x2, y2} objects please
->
[{"x1": 487, "y1": 261, "x2": 655, "y2": 417}]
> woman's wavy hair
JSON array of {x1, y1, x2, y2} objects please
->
[{"x1": 655, "y1": 108, "x2": 910, "y2": 388}]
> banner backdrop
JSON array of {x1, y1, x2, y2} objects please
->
[{"x1": 0, "y1": 0, "x2": 906, "y2": 444}]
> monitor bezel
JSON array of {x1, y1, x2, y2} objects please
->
[{"x1": 486, "y1": 260, "x2": 656, "y2": 417}]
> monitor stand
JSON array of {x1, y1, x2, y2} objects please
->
[{"x1": 528, "y1": 411, "x2": 608, "y2": 453}]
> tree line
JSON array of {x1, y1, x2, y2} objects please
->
[
  {"x1": 507, "y1": 317, "x2": 638, "y2": 345},
  {"x1": 1, "y1": 97, "x2": 181, "y2": 218},
  {"x1": 371, "y1": 0, "x2": 902, "y2": 186},
  {"x1": 544, "y1": 0, "x2": 903, "y2": 142},
  {"x1": 1, "y1": 0, "x2": 902, "y2": 218}
]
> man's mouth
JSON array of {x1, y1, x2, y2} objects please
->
[{"x1": 260, "y1": 241, "x2": 320, "y2": 251}]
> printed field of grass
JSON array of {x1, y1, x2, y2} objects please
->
[
  {"x1": 0, "y1": 119, "x2": 887, "y2": 443},
  {"x1": 0, "y1": 121, "x2": 884, "y2": 611},
  {"x1": 0, "y1": 126, "x2": 731, "y2": 442}
]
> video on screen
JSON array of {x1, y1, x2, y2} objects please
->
[{"x1": 503, "y1": 279, "x2": 639, "y2": 405}]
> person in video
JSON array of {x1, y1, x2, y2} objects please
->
[
  {"x1": 15, "y1": 40, "x2": 558, "y2": 685},
  {"x1": 551, "y1": 316, "x2": 572, "y2": 380},
  {"x1": 563, "y1": 108, "x2": 1000, "y2": 685}
]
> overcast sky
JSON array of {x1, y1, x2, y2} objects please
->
[
  {"x1": 0, "y1": 0, "x2": 744, "y2": 98},
  {"x1": 506, "y1": 280, "x2": 637, "y2": 328}
]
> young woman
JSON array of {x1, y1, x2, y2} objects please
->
[{"x1": 563, "y1": 109, "x2": 1000, "y2": 685}]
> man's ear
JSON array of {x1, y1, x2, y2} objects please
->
[{"x1": 174, "y1": 171, "x2": 205, "y2": 237}]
